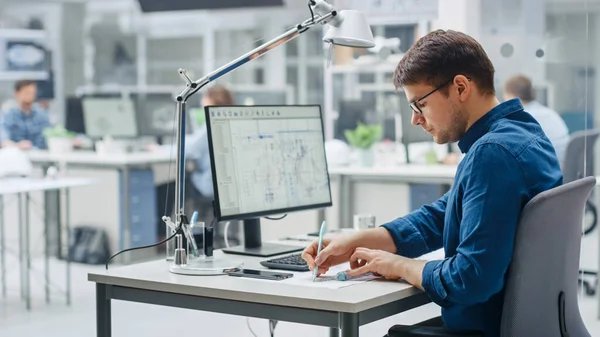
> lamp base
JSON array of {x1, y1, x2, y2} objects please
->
[{"x1": 169, "y1": 256, "x2": 243, "y2": 276}]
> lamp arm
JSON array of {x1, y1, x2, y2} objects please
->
[{"x1": 167, "y1": 6, "x2": 338, "y2": 265}]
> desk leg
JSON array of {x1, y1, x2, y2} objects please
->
[
  {"x1": 18, "y1": 194, "x2": 24, "y2": 302},
  {"x1": 25, "y1": 193, "x2": 31, "y2": 310},
  {"x1": 121, "y1": 167, "x2": 131, "y2": 264},
  {"x1": 96, "y1": 283, "x2": 111, "y2": 337},
  {"x1": 0, "y1": 195, "x2": 5, "y2": 299},
  {"x1": 340, "y1": 312, "x2": 359, "y2": 337},
  {"x1": 339, "y1": 175, "x2": 352, "y2": 228},
  {"x1": 329, "y1": 328, "x2": 340, "y2": 337},
  {"x1": 44, "y1": 192, "x2": 50, "y2": 304},
  {"x1": 65, "y1": 189, "x2": 71, "y2": 306}
]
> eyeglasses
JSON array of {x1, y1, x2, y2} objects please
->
[{"x1": 408, "y1": 77, "x2": 471, "y2": 114}]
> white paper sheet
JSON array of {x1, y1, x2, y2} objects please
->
[{"x1": 279, "y1": 263, "x2": 380, "y2": 289}]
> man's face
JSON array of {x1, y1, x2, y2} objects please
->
[
  {"x1": 15, "y1": 84, "x2": 37, "y2": 105},
  {"x1": 404, "y1": 82, "x2": 469, "y2": 144}
]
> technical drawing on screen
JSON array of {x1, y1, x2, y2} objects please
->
[{"x1": 205, "y1": 105, "x2": 332, "y2": 257}]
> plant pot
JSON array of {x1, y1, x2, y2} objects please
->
[
  {"x1": 47, "y1": 137, "x2": 73, "y2": 154},
  {"x1": 356, "y1": 148, "x2": 374, "y2": 167}
]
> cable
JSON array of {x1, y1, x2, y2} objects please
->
[
  {"x1": 308, "y1": 1, "x2": 315, "y2": 23},
  {"x1": 269, "y1": 319, "x2": 278, "y2": 337},
  {"x1": 105, "y1": 227, "x2": 180, "y2": 270},
  {"x1": 246, "y1": 317, "x2": 259, "y2": 337},
  {"x1": 223, "y1": 221, "x2": 232, "y2": 248},
  {"x1": 265, "y1": 214, "x2": 287, "y2": 221}
]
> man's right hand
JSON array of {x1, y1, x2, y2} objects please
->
[{"x1": 301, "y1": 234, "x2": 358, "y2": 276}]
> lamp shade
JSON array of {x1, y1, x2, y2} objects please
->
[{"x1": 323, "y1": 10, "x2": 375, "y2": 48}]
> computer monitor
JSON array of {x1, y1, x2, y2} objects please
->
[
  {"x1": 334, "y1": 100, "x2": 368, "y2": 142},
  {"x1": 65, "y1": 97, "x2": 85, "y2": 134},
  {"x1": 132, "y1": 93, "x2": 194, "y2": 137},
  {"x1": 205, "y1": 105, "x2": 332, "y2": 257},
  {"x1": 82, "y1": 97, "x2": 138, "y2": 138}
]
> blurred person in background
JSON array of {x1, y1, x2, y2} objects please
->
[
  {"x1": 503, "y1": 74, "x2": 570, "y2": 164},
  {"x1": 155, "y1": 84, "x2": 234, "y2": 236},
  {"x1": 1, "y1": 80, "x2": 51, "y2": 150}
]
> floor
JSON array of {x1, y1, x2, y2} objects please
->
[{"x1": 0, "y1": 234, "x2": 599, "y2": 337}]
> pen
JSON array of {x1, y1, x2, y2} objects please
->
[{"x1": 313, "y1": 220, "x2": 327, "y2": 281}]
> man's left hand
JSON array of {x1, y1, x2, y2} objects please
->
[{"x1": 346, "y1": 247, "x2": 405, "y2": 280}]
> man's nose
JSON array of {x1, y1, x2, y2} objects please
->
[{"x1": 411, "y1": 110, "x2": 422, "y2": 126}]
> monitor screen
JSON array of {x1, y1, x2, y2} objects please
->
[
  {"x1": 82, "y1": 98, "x2": 138, "y2": 138},
  {"x1": 206, "y1": 105, "x2": 332, "y2": 221},
  {"x1": 132, "y1": 93, "x2": 194, "y2": 137},
  {"x1": 65, "y1": 97, "x2": 84, "y2": 134}
]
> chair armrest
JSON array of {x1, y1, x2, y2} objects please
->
[{"x1": 388, "y1": 325, "x2": 484, "y2": 337}]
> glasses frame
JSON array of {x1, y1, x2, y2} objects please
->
[{"x1": 408, "y1": 77, "x2": 471, "y2": 114}]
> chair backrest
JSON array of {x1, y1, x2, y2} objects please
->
[
  {"x1": 562, "y1": 129, "x2": 600, "y2": 183},
  {"x1": 500, "y1": 176, "x2": 596, "y2": 337}
]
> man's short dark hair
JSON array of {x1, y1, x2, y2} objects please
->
[
  {"x1": 394, "y1": 29, "x2": 496, "y2": 96},
  {"x1": 14, "y1": 80, "x2": 37, "y2": 92},
  {"x1": 503, "y1": 74, "x2": 534, "y2": 102}
]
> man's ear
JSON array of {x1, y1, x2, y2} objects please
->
[{"x1": 454, "y1": 75, "x2": 471, "y2": 101}]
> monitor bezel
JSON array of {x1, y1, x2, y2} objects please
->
[{"x1": 205, "y1": 104, "x2": 333, "y2": 222}]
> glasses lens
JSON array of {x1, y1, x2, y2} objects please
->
[{"x1": 409, "y1": 103, "x2": 420, "y2": 114}]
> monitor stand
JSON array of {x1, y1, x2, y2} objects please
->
[{"x1": 221, "y1": 218, "x2": 304, "y2": 257}]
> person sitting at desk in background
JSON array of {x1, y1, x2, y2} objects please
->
[
  {"x1": 302, "y1": 29, "x2": 563, "y2": 337},
  {"x1": 503, "y1": 74, "x2": 570, "y2": 164},
  {"x1": 0, "y1": 80, "x2": 51, "y2": 150},
  {"x1": 155, "y1": 84, "x2": 234, "y2": 237}
]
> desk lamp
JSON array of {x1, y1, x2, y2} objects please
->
[{"x1": 167, "y1": 0, "x2": 375, "y2": 275}]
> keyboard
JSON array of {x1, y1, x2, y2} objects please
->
[{"x1": 260, "y1": 253, "x2": 309, "y2": 272}]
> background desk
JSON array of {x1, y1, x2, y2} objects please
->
[
  {"x1": 89, "y1": 249, "x2": 443, "y2": 337},
  {"x1": 327, "y1": 165, "x2": 457, "y2": 229},
  {"x1": 0, "y1": 177, "x2": 94, "y2": 310},
  {"x1": 27, "y1": 151, "x2": 174, "y2": 261}
]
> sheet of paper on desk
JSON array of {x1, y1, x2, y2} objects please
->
[{"x1": 281, "y1": 263, "x2": 380, "y2": 289}]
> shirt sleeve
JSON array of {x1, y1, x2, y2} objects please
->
[
  {"x1": 381, "y1": 192, "x2": 448, "y2": 258},
  {"x1": 421, "y1": 143, "x2": 527, "y2": 308}
]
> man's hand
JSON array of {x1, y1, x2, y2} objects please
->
[
  {"x1": 301, "y1": 234, "x2": 357, "y2": 276},
  {"x1": 17, "y1": 140, "x2": 32, "y2": 150},
  {"x1": 346, "y1": 248, "x2": 404, "y2": 279},
  {"x1": 346, "y1": 247, "x2": 427, "y2": 289}
]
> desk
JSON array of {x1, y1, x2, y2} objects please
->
[
  {"x1": 0, "y1": 177, "x2": 94, "y2": 310},
  {"x1": 27, "y1": 151, "x2": 174, "y2": 261},
  {"x1": 328, "y1": 165, "x2": 457, "y2": 228},
  {"x1": 89, "y1": 249, "x2": 440, "y2": 337}
]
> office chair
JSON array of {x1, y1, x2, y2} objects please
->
[
  {"x1": 387, "y1": 176, "x2": 596, "y2": 337},
  {"x1": 562, "y1": 129, "x2": 600, "y2": 296}
]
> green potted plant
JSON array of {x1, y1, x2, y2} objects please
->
[
  {"x1": 344, "y1": 122, "x2": 382, "y2": 167},
  {"x1": 43, "y1": 125, "x2": 76, "y2": 154}
]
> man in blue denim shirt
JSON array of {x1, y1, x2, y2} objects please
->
[
  {"x1": 302, "y1": 30, "x2": 562, "y2": 336},
  {"x1": 1, "y1": 80, "x2": 51, "y2": 150}
]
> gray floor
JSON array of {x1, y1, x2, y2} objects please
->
[{"x1": 1, "y1": 234, "x2": 599, "y2": 337}]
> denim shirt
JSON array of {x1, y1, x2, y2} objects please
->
[
  {"x1": 382, "y1": 99, "x2": 563, "y2": 336},
  {"x1": 1, "y1": 105, "x2": 51, "y2": 149}
]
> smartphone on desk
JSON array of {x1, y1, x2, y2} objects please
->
[{"x1": 226, "y1": 268, "x2": 293, "y2": 281}]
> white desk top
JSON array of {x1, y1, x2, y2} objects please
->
[
  {"x1": 0, "y1": 177, "x2": 95, "y2": 195},
  {"x1": 27, "y1": 150, "x2": 174, "y2": 166},
  {"x1": 328, "y1": 164, "x2": 457, "y2": 182},
  {"x1": 89, "y1": 249, "x2": 442, "y2": 313}
]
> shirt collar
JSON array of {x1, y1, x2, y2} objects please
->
[{"x1": 458, "y1": 98, "x2": 524, "y2": 153}]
